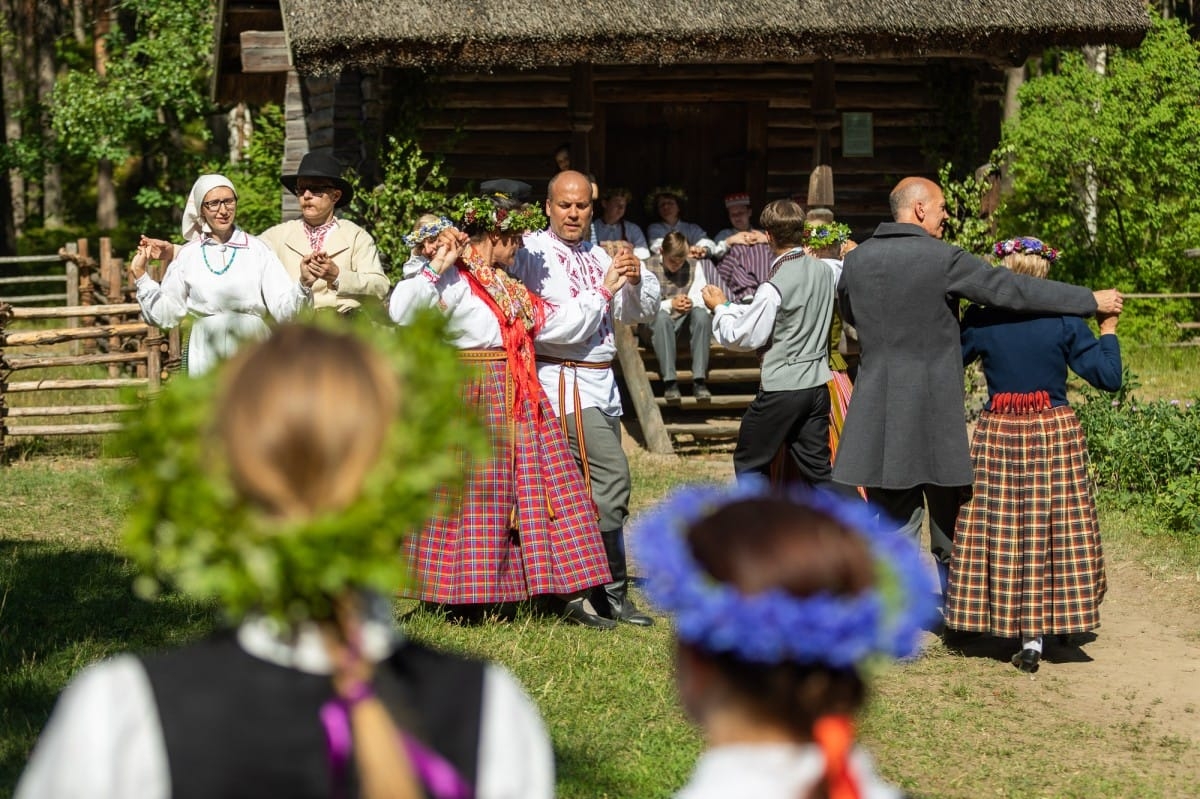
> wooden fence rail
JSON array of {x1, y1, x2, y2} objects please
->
[
  {"x1": 0, "y1": 249, "x2": 81, "y2": 306},
  {"x1": 0, "y1": 286, "x2": 178, "y2": 462}
]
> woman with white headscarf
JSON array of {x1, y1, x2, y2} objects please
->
[{"x1": 130, "y1": 175, "x2": 313, "y2": 375}]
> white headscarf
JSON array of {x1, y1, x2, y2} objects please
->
[{"x1": 181, "y1": 174, "x2": 238, "y2": 242}]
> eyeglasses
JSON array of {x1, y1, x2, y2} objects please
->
[
  {"x1": 297, "y1": 185, "x2": 337, "y2": 197},
  {"x1": 202, "y1": 197, "x2": 237, "y2": 211}
]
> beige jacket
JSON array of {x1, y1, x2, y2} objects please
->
[{"x1": 258, "y1": 218, "x2": 389, "y2": 313}]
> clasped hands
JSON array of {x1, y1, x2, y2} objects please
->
[{"x1": 603, "y1": 247, "x2": 642, "y2": 293}]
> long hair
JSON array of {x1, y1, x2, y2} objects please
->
[{"x1": 216, "y1": 324, "x2": 398, "y2": 520}]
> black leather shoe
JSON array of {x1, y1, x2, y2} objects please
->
[
  {"x1": 613, "y1": 605, "x2": 655, "y2": 626},
  {"x1": 1012, "y1": 647, "x2": 1040, "y2": 673},
  {"x1": 560, "y1": 598, "x2": 617, "y2": 630},
  {"x1": 693, "y1": 381, "x2": 712, "y2": 402},
  {"x1": 663, "y1": 384, "x2": 682, "y2": 402}
]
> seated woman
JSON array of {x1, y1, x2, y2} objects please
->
[
  {"x1": 646, "y1": 186, "x2": 717, "y2": 258},
  {"x1": 389, "y1": 195, "x2": 619, "y2": 628},
  {"x1": 16, "y1": 324, "x2": 554, "y2": 798},
  {"x1": 129, "y1": 174, "x2": 312, "y2": 375},
  {"x1": 946, "y1": 237, "x2": 1122, "y2": 672},
  {"x1": 635, "y1": 479, "x2": 937, "y2": 798}
]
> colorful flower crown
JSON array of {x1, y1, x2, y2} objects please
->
[
  {"x1": 644, "y1": 185, "x2": 689, "y2": 215},
  {"x1": 632, "y1": 479, "x2": 939, "y2": 667},
  {"x1": 456, "y1": 197, "x2": 546, "y2": 236},
  {"x1": 993, "y1": 237, "x2": 1059, "y2": 263},
  {"x1": 803, "y1": 221, "x2": 853, "y2": 251},
  {"x1": 403, "y1": 216, "x2": 455, "y2": 250}
]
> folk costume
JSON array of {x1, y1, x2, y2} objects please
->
[
  {"x1": 511, "y1": 229, "x2": 660, "y2": 623},
  {"x1": 711, "y1": 248, "x2": 839, "y2": 487},
  {"x1": 715, "y1": 242, "x2": 775, "y2": 304},
  {"x1": 16, "y1": 599, "x2": 553, "y2": 799},
  {"x1": 643, "y1": 254, "x2": 722, "y2": 390},
  {"x1": 134, "y1": 176, "x2": 310, "y2": 376},
  {"x1": 389, "y1": 239, "x2": 612, "y2": 605},
  {"x1": 259, "y1": 217, "x2": 388, "y2": 314},
  {"x1": 946, "y1": 248, "x2": 1121, "y2": 664},
  {"x1": 834, "y1": 222, "x2": 1100, "y2": 563}
]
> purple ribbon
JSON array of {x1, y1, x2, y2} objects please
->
[{"x1": 320, "y1": 697, "x2": 473, "y2": 799}]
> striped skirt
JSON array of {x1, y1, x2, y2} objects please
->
[
  {"x1": 403, "y1": 357, "x2": 611, "y2": 604},
  {"x1": 945, "y1": 404, "x2": 1106, "y2": 638},
  {"x1": 827, "y1": 370, "x2": 853, "y2": 463}
]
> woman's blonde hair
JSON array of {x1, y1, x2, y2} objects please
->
[
  {"x1": 1000, "y1": 251, "x2": 1050, "y2": 279},
  {"x1": 216, "y1": 324, "x2": 398, "y2": 520}
]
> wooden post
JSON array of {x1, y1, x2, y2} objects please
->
[
  {"x1": 0, "y1": 302, "x2": 10, "y2": 465},
  {"x1": 101, "y1": 238, "x2": 122, "y2": 377},
  {"x1": 77, "y1": 238, "x2": 96, "y2": 353},
  {"x1": 144, "y1": 326, "x2": 162, "y2": 388},
  {"x1": 614, "y1": 322, "x2": 674, "y2": 455}
]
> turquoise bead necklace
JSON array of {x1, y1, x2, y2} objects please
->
[{"x1": 202, "y1": 242, "x2": 237, "y2": 275}]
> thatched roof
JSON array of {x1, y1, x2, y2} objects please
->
[{"x1": 280, "y1": 0, "x2": 1151, "y2": 74}]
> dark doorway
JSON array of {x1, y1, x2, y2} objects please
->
[{"x1": 602, "y1": 102, "x2": 751, "y2": 239}]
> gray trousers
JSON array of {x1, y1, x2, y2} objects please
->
[
  {"x1": 561, "y1": 407, "x2": 631, "y2": 533},
  {"x1": 648, "y1": 307, "x2": 712, "y2": 381}
]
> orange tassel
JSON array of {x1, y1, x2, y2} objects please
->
[{"x1": 813, "y1": 715, "x2": 861, "y2": 799}]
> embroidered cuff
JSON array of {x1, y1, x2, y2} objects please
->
[
  {"x1": 596, "y1": 284, "x2": 614, "y2": 302},
  {"x1": 421, "y1": 264, "x2": 440, "y2": 285}
]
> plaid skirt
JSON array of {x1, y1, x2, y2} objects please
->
[
  {"x1": 945, "y1": 404, "x2": 1106, "y2": 637},
  {"x1": 403, "y1": 357, "x2": 611, "y2": 604}
]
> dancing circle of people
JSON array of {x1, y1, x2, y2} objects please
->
[{"x1": 16, "y1": 155, "x2": 1125, "y2": 797}]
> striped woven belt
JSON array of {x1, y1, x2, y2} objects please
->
[
  {"x1": 458, "y1": 348, "x2": 506, "y2": 362},
  {"x1": 536, "y1": 355, "x2": 613, "y2": 496}
]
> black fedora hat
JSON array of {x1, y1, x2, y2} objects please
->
[{"x1": 280, "y1": 152, "x2": 353, "y2": 208}]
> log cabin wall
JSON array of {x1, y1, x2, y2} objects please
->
[{"x1": 402, "y1": 60, "x2": 1005, "y2": 240}]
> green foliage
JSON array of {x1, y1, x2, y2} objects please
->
[
  {"x1": 118, "y1": 313, "x2": 487, "y2": 628},
  {"x1": 996, "y1": 16, "x2": 1200, "y2": 340},
  {"x1": 1075, "y1": 370, "x2": 1200, "y2": 500},
  {"x1": 937, "y1": 160, "x2": 1003, "y2": 256},
  {"x1": 344, "y1": 137, "x2": 468, "y2": 281},
  {"x1": 1155, "y1": 473, "x2": 1200, "y2": 537},
  {"x1": 214, "y1": 104, "x2": 286, "y2": 235}
]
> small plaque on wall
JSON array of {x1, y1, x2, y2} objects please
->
[{"x1": 841, "y1": 112, "x2": 874, "y2": 158}]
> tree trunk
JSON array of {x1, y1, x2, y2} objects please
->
[
  {"x1": 1000, "y1": 64, "x2": 1025, "y2": 196},
  {"x1": 94, "y1": 1, "x2": 117, "y2": 229},
  {"x1": 1081, "y1": 45, "x2": 1107, "y2": 243},
  {"x1": 1, "y1": 0, "x2": 27, "y2": 235},
  {"x1": 37, "y1": 0, "x2": 63, "y2": 228}
]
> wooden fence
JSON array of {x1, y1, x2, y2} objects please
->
[
  {"x1": 0, "y1": 238, "x2": 181, "y2": 463},
  {"x1": 0, "y1": 250, "x2": 80, "y2": 306}
]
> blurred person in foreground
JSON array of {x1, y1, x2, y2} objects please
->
[
  {"x1": 635, "y1": 479, "x2": 937, "y2": 798},
  {"x1": 16, "y1": 322, "x2": 553, "y2": 799}
]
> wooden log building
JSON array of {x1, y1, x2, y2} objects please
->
[{"x1": 214, "y1": 1, "x2": 1149, "y2": 236}]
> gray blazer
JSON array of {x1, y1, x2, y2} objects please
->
[{"x1": 833, "y1": 222, "x2": 1097, "y2": 489}]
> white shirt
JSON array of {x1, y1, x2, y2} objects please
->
[
  {"x1": 389, "y1": 261, "x2": 614, "y2": 351},
  {"x1": 511, "y1": 230, "x2": 660, "y2": 416},
  {"x1": 134, "y1": 228, "x2": 309, "y2": 375},
  {"x1": 647, "y1": 220, "x2": 717, "y2": 257},
  {"x1": 653, "y1": 257, "x2": 709, "y2": 316},
  {"x1": 15, "y1": 602, "x2": 554, "y2": 799},
  {"x1": 710, "y1": 249, "x2": 810, "y2": 350},
  {"x1": 676, "y1": 743, "x2": 902, "y2": 799},
  {"x1": 594, "y1": 218, "x2": 651, "y2": 261}
]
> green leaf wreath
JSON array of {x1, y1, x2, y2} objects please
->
[{"x1": 119, "y1": 310, "x2": 487, "y2": 628}]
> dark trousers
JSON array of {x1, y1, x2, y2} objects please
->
[
  {"x1": 734, "y1": 386, "x2": 834, "y2": 486},
  {"x1": 865, "y1": 484, "x2": 967, "y2": 564},
  {"x1": 647, "y1": 307, "x2": 712, "y2": 381}
]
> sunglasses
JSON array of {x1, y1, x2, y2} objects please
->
[
  {"x1": 202, "y1": 197, "x2": 237, "y2": 211},
  {"x1": 297, "y1": 184, "x2": 338, "y2": 197}
]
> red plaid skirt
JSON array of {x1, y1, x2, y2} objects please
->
[
  {"x1": 403, "y1": 357, "x2": 610, "y2": 604},
  {"x1": 945, "y1": 404, "x2": 1106, "y2": 637}
]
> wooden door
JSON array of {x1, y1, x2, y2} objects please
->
[{"x1": 602, "y1": 102, "x2": 752, "y2": 237}]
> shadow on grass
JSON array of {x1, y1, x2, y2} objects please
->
[
  {"x1": 941, "y1": 630, "x2": 1097, "y2": 666},
  {"x1": 0, "y1": 539, "x2": 214, "y2": 793}
]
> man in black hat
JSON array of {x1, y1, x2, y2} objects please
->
[{"x1": 259, "y1": 152, "x2": 389, "y2": 314}]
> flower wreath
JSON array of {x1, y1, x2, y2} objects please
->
[
  {"x1": 644, "y1": 185, "x2": 689, "y2": 216},
  {"x1": 455, "y1": 197, "x2": 547, "y2": 236},
  {"x1": 120, "y1": 312, "x2": 488, "y2": 629},
  {"x1": 993, "y1": 237, "x2": 1059, "y2": 264},
  {"x1": 403, "y1": 216, "x2": 455, "y2": 250},
  {"x1": 632, "y1": 479, "x2": 939, "y2": 667},
  {"x1": 803, "y1": 221, "x2": 853, "y2": 251}
]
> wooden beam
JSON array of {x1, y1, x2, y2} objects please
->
[
  {"x1": 240, "y1": 30, "x2": 290, "y2": 74},
  {"x1": 613, "y1": 323, "x2": 674, "y2": 455}
]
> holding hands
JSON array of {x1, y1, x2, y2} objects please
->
[
  {"x1": 701, "y1": 284, "x2": 727, "y2": 310},
  {"x1": 1092, "y1": 289, "x2": 1123, "y2": 316},
  {"x1": 603, "y1": 246, "x2": 641, "y2": 293},
  {"x1": 427, "y1": 228, "x2": 468, "y2": 275}
]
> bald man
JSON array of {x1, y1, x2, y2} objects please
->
[{"x1": 835, "y1": 176, "x2": 1123, "y2": 597}]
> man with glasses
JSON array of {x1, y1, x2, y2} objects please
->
[{"x1": 259, "y1": 152, "x2": 389, "y2": 314}]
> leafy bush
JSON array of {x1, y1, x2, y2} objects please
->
[
  {"x1": 1155, "y1": 473, "x2": 1200, "y2": 537},
  {"x1": 1076, "y1": 372, "x2": 1200, "y2": 496},
  {"x1": 343, "y1": 137, "x2": 468, "y2": 282}
]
